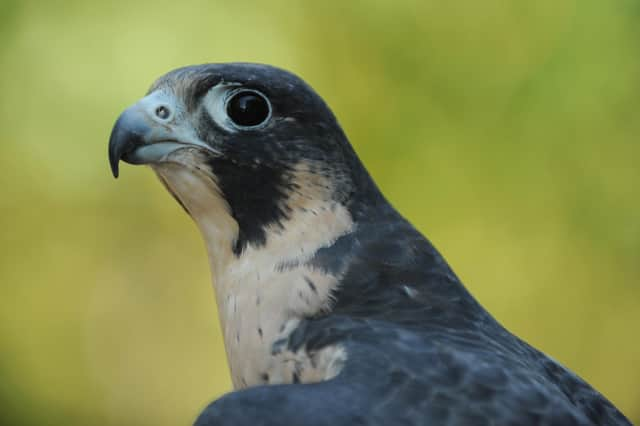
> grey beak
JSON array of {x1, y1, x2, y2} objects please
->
[
  {"x1": 109, "y1": 92, "x2": 220, "y2": 178},
  {"x1": 108, "y1": 105, "x2": 153, "y2": 178}
]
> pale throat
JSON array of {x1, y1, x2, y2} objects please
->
[{"x1": 153, "y1": 159, "x2": 354, "y2": 388}]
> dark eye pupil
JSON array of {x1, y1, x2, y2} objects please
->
[{"x1": 227, "y1": 92, "x2": 270, "y2": 127}]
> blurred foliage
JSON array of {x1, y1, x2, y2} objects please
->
[{"x1": 0, "y1": 0, "x2": 638, "y2": 424}]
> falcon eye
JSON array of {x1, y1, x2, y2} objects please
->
[
  {"x1": 226, "y1": 90, "x2": 271, "y2": 128},
  {"x1": 155, "y1": 105, "x2": 171, "y2": 120}
]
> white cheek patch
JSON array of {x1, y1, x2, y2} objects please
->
[{"x1": 152, "y1": 155, "x2": 238, "y2": 273}]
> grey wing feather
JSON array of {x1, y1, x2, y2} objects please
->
[{"x1": 195, "y1": 317, "x2": 630, "y2": 426}]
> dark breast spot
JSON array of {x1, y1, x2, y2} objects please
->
[{"x1": 304, "y1": 276, "x2": 318, "y2": 294}]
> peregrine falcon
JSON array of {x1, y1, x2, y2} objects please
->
[{"x1": 108, "y1": 63, "x2": 631, "y2": 425}]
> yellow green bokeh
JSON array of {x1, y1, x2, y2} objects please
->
[{"x1": 1, "y1": 0, "x2": 638, "y2": 424}]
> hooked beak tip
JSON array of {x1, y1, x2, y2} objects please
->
[
  {"x1": 108, "y1": 128, "x2": 122, "y2": 178},
  {"x1": 108, "y1": 106, "x2": 147, "y2": 179},
  {"x1": 111, "y1": 162, "x2": 120, "y2": 179}
]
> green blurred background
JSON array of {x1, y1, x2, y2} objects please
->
[{"x1": 0, "y1": 0, "x2": 638, "y2": 424}]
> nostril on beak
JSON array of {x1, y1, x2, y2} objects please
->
[{"x1": 155, "y1": 105, "x2": 171, "y2": 120}]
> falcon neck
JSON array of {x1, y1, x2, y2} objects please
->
[
  {"x1": 154, "y1": 161, "x2": 357, "y2": 387},
  {"x1": 154, "y1": 158, "x2": 480, "y2": 385}
]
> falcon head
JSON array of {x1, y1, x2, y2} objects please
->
[
  {"x1": 109, "y1": 63, "x2": 380, "y2": 257},
  {"x1": 107, "y1": 64, "x2": 463, "y2": 390}
]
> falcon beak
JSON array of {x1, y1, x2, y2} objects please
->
[{"x1": 108, "y1": 91, "x2": 218, "y2": 178}]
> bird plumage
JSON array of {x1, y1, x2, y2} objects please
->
[{"x1": 108, "y1": 63, "x2": 631, "y2": 425}]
